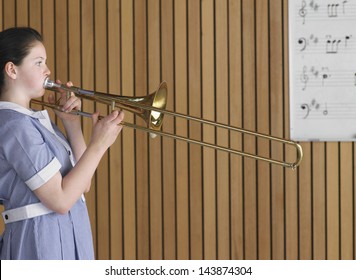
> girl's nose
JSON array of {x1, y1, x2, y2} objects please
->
[{"x1": 44, "y1": 65, "x2": 51, "y2": 76}]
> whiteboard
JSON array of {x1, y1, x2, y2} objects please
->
[{"x1": 289, "y1": 0, "x2": 356, "y2": 141}]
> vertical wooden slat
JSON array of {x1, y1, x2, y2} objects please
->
[
  {"x1": 134, "y1": 0, "x2": 149, "y2": 260},
  {"x1": 3, "y1": 0, "x2": 15, "y2": 28},
  {"x1": 340, "y1": 143, "x2": 353, "y2": 259},
  {"x1": 68, "y1": 0, "x2": 81, "y2": 89},
  {"x1": 81, "y1": 0, "x2": 97, "y2": 257},
  {"x1": 256, "y1": 0, "x2": 271, "y2": 260},
  {"x1": 108, "y1": 0, "x2": 123, "y2": 260},
  {"x1": 94, "y1": 0, "x2": 110, "y2": 260},
  {"x1": 313, "y1": 143, "x2": 326, "y2": 259},
  {"x1": 53, "y1": 0, "x2": 67, "y2": 76},
  {"x1": 161, "y1": 0, "x2": 176, "y2": 260},
  {"x1": 242, "y1": 0, "x2": 257, "y2": 260},
  {"x1": 201, "y1": 0, "x2": 216, "y2": 260},
  {"x1": 270, "y1": 0, "x2": 285, "y2": 260},
  {"x1": 174, "y1": 0, "x2": 189, "y2": 260},
  {"x1": 215, "y1": 0, "x2": 230, "y2": 260},
  {"x1": 29, "y1": 0, "x2": 41, "y2": 31},
  {"x1": 188, "y1": 0, "x2": 203, "y2": 260},
  {"x1": 148, "y1": 0, "x2": 163, "y2": 260},
  {"x1": 121, "y1": 0, "x2": 136, "y2": 260},
  {"x1": 299, "y1": 143, "x2": 312, "y2": 259},
  {"x1": 16, "y1": 0, "x2": 28, "y2": 26},
  {"x1": 283, "y1": 0, "x2": 299, "y2": 261},
  {"x1": 327, "y1": 143, "x2": 339, "y2": 259},
  {"x1": 229, "y1": 0, "x2": 244, "y2": 260}
]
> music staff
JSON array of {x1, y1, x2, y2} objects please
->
[
  {"x1": 297, "y1": 101, "x2": 356, "y2": 120},
  {"x1": 297, "y1": 34, "x2": 353, "y2": 54},
  {"x1": 297, "y1": 66, "x2": 356, "y2": 90},
  {"x1": 296, "y1": 0, "x2": 353, "y2": 24}
]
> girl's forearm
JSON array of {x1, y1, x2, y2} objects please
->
[
  {"x1": 62, "y1": 119, "x2": 87, "y2": 161},
  {"x1": 60, "y1": 143, "x2": 106, "y2": 209}
]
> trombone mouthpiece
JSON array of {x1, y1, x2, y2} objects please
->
[{"x1": 43, "y1": 77, "x2": 61, "y2": 89}]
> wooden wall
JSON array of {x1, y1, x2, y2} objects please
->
[{"x1": 1, "y1": 0, "x2": 355, "y2": 260}]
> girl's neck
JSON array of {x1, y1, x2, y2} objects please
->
[{"x1": 0, "y1": 90, "x2": 30, "y2": 108}]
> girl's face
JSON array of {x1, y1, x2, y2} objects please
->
[{"x1": 15, "y1": 42, "x2": 51, "y2": 99}]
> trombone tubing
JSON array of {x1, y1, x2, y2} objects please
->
[
  {"x1": 123, "y1": 122, "x2": 303, "y2": 169},
  {"x1": 31, "y1": 98, "x2": 303, "y2": 169},
  {"x1": 116, "y1": 98, "x2": 303, "y2": 169}
]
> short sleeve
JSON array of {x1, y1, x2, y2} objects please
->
[{"x1": 0, "y1": 117, "x2": 62, "y2": 191}]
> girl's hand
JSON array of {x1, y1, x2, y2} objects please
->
[
  {"x1": 47, "y1": 80, "x2": 81, "y2": 122},
  {"x1": 90, "y1": 110, "x2": 125, "y2": 151}
]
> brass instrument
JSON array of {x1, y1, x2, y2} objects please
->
[{"x1": 31, "y1": 78, "x2": 303, "y2": 169}]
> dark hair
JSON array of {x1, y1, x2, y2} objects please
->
[{"x1": 0, "y1": 27, "x2": 43, "y2": 93}]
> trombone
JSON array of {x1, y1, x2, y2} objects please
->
[{"x1": 31, "y1": 78, "x2": 303, "y2": 169}]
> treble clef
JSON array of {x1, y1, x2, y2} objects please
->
[
  {"x1": 300, "y1": 66, "x2": 309, "y2": 90},
  {"x1": 299, "y1": 0, "x2": 307, "y2": 24}
]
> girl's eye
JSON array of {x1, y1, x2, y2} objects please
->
[{"x1": 36, "y1": 61, "x2": 42, "y2": 66}]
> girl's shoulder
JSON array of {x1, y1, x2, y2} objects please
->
[{"x1": 0, "y1": 109, "x2": 35, "y2": 129}]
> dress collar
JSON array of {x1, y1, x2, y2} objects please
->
[{"x1": 0, "y1": 101, "x2": 47, "y2": 119}]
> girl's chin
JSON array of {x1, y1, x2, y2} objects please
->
[{"x1": 36, "y1": 90, "x2": 46, "y2": 98}]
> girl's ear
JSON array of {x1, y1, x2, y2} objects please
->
[{"x1": 4, "y1": 62, "x2": 17, "y2": 79}]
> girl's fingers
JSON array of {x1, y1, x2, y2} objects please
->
[
  {"x1": 114, "y1": 111, "x2": 125, "y2": 125},
  {"x1": 47, "y1": 92, "x2": 55, "y2": 104},
  {"x1": 91, "y1": 111, "x2": 100, "y2": 126},
  {"x1": 107, "y1": 110, "x2": 124, "y2": 125},
  {"x1": 61, "y1": 95, "x2": 81, "y2": 112}
]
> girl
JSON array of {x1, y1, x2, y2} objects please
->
[{"x1": 0, "y1": 27, "x2": 124, "y2": 259}]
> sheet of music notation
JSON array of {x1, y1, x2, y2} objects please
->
[{"x1": 289, "y1": 0, "x2": 356, "y2": 141}]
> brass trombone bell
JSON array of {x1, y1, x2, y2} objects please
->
[
  {"x1": 31, "y1": 78, "x2": 303, "y2": 169},
  {"x1": 41, "y1": 78, "x2": 167, "y2": 139}
]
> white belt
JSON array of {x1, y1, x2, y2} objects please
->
[{"x1": 1, "y1": 203, "x2": 53, "y2": 224}]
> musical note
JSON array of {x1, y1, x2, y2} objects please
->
[
  {"x1": 343, "y1": 0, "x2": 348, "y2": 13},
  {"x1": 323, "y1": 103, "x2": 328, "y2": 115},
  {"x1": 328, "y1": 4, "x2": 339, "y2": 17},
  {"x1": 321, "y1": 67, "x2": 330, "y2": 86},
  {"x1": 345, "y1": 35, "x2": 350, "y2": 47},
  {"x1": 326, "y1": 36, "x2": 341, "y2": 53}
]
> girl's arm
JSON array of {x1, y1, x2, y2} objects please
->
[
  {"x1": 34, "y1": 110, "x2": 124, "y2": 214},
  {"x1": 47, "y1": 81, "x2": 87, "y2": 162}
]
